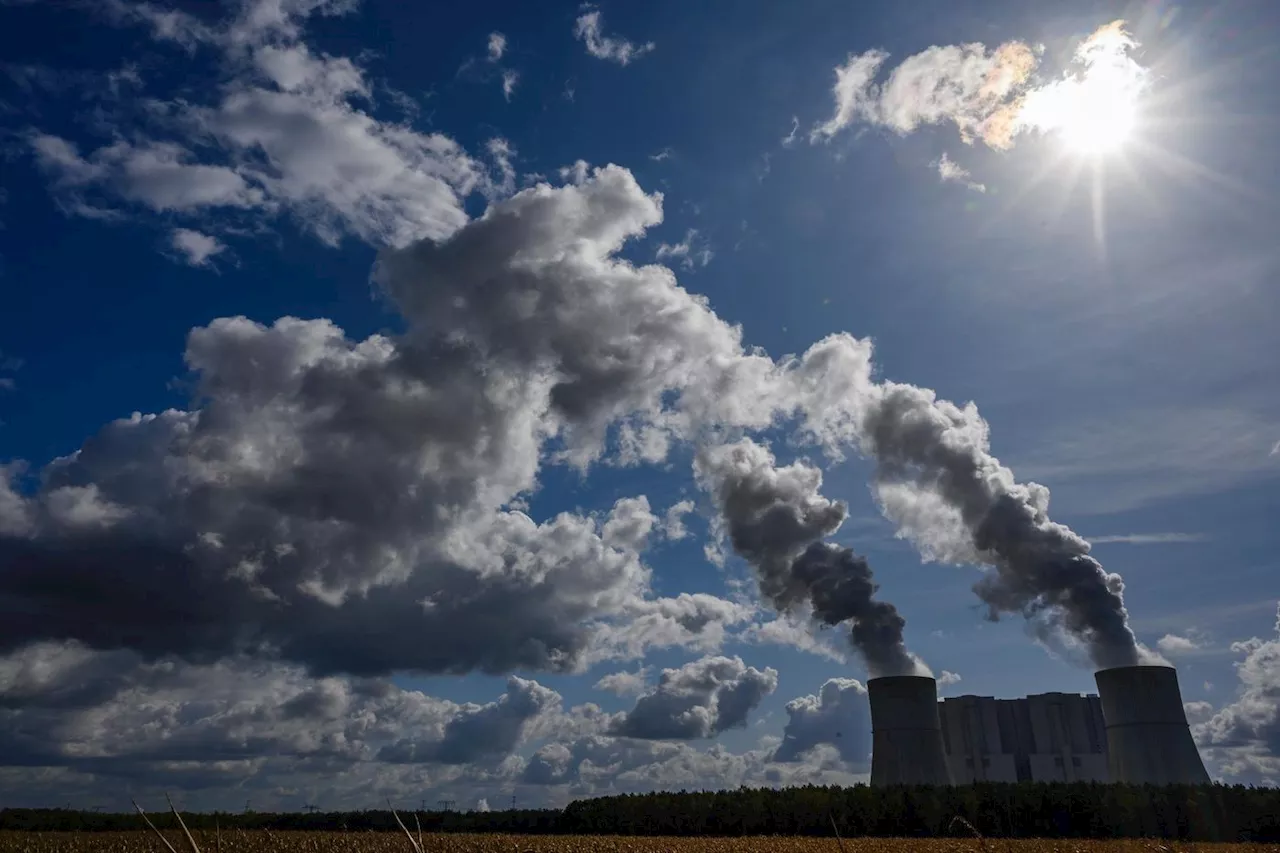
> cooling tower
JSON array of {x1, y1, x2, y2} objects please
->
[
  {"x1": 1094, "y1": 665, "x2": 1210, "y2": 785},
  {"x1": 868, "y1": 675, "x2": 954, "y2": 787}
]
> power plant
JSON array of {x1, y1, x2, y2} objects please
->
[
  {"x1": 1095, "y1": 665, "x2": 1211, "y2": 785},
  {"x1": 868, "y1": 675, "x2": 954, "y2": 787},
  {"x1": 939, "y1": 690, "x2": 1108, "y2": 783},
  {"x1": 867, "y1": 666, "x2": 1210, "y2": 786}
]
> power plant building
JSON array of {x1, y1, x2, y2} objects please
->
[
  {"x1": 867, "y1": 667, "x2": 1209, "y2": 787},
  {"x1": 938, "y1": 691, "x2": 1110, "y2": 783},
  {"x1": 868, "y1": 676, "x2": 954, "y2": 787}
]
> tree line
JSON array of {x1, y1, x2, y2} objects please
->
[{"x1": 2, "y1": 783, "x2": 1278, "y2": 842}]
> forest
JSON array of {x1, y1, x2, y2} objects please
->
[{"x1": 3, "y1": 783, "x2": 1279, "y2": 841}]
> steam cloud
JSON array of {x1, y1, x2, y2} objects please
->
[{"x1": 695, "y1": 439, "x2": 925, "y2": 678}]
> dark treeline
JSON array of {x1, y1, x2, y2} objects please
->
[{"x1": 2, "y1": 783, "x2": 1278, "y2": 841}]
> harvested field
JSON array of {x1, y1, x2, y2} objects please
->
[{"x1": 1, "y1": 834, "x2": 1277, "y2": 853}]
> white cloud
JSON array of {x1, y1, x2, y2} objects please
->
[
  {"x1": 169, "y1": 228, "x2": 227, "y2": 267},
  {"x1": 649, "y1": 147, "x2": 674, "y2": 162},
  {"x1": 774, "y1": 678, "x2": 870, "y2": 766},
  {"x1": 810, "y1": 50, "x2": 889, "y2": 143},
  {"x1": 501, "y1": 68, "x2": 519, "y2": 101},
  {"x1": 811, "y1": 22, "x2": 1146, "y2": 154},
  {"x1": 594, "y1": 667, "x2": 650, "y2": 698},
  {"x1": 1193, "y1": 604, "x2": 1280, "y2": 783},
  {"x1": 745, "y1": 617, "x2": 846, "y2": 663},
  {"x1": 937, "y1": 670, "x2": 962, "y2": 686},
  {"x1": 659, "y1": 499, "x2": 695, "y2": 541},
  {"x1": 30, "y1": 135, "x2": 265, "y2": 213},
  {"x1": 487, "y1": 32, "x2": 506, "y2": 62},
  {"x1": 781, "y1": 116, "x2": 800, "y2": 147},
  {"x1": 32, "y1": 0, "x2": 494, "y2": 250},
  {"x1": 1156, "y1": 633, "x2": 1202, "y2": 657},
  {"x1": 574, "y1": 7, "x2": 654, "y2": 66},
  {"x1": 655, "y1": 228, "x2": 713, "y2": 269},
  {"x1": 933, "y1": 152, "x2": 985, "y2": 192}
]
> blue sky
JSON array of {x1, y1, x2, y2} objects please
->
[{"x1": 1, "y1": 0, "x2": 1277, "y2": 809}]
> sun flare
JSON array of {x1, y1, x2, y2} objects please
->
[
  {"x1": 1017, "y1": 21, "x2": 1146, "y2": 157},
  {"x1": 1054, "y1": 68, "x2": 1139, "y2": 155}
]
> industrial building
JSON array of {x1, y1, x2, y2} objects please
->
[
  {"x1": 868, "y1": 675, "x2": 954, "y2": 787},
  {"x1": 865, "y1": 666, "x2": 1209, "y2": 787},
  {"x1": 938, "y1": 690, "x2": 1110, "y2": 783},
  {"x1": 1094, "y1": 665, "x2": 1210, "y2": 785}
]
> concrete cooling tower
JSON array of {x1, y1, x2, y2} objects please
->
[
  {"x1": 869, "y1": 675, "x2": 954, "y2": 787},
  {"x1": 1094, "y1": 665, "x2": 1210, "y2": 785}
]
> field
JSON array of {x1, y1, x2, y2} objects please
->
[{"x1": 1, "y1": 834, "x2": 1278, "y2": 853}]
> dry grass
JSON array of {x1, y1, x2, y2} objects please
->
[{"x1": 0, "y1": 833, "x2": 1276, "y2": 853}]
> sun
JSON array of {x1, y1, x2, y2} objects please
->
[
  {"x1": 1056, "y1": 68, "x2": 1139, "y2": 155},
  {"x1": 1016, "y1": 21, "x2": 1146, "y2": 157}
]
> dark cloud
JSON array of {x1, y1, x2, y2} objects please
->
[
  {"x1": 774, "y1": 678, "x2": 870, "y2": 765},
  {"x1": 377, "y1": 677, "x2": 559, "y2": 764},
  {"x1": 0, "y1": 643, "x2": 556, "y2": 783},
  {"x1": 0, "y1": 166, "x2": 773, "y2": 678},
  {"x1": 609, "y1": 655, "x2": 777, "y2": 740}
]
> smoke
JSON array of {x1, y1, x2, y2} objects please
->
[
  {"x1": 853, "y1": 379, "x2": 1144, "y2": 669},
  {"x1": 695, "y1": 438, "x2": 926, "y2": 678},
  {"x1": 790, "y1": 542, "x2": 921, "y2": 678}
]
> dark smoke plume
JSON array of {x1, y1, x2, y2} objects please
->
[
  {"x1": 857, "y1": 380, "x2": 1144, "y2": 668},
  {"x1": 695, "y1": 438, "x2": 925, "y2": 677},
  {"x1": 790, "y1": 541, "x2": 918, "y2": 677}
]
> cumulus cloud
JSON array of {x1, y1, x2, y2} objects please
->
[
  {"x1": 938, "y1": 670, "x2": 962, "y2": 686},
  {"x1": 168, "y1": 228, "x2": 227, "y2": 267},
  {"x1": 0, "y1": 166, "x2": 778, "y2": 678},
  {"x1": 1194, "y1": 604, "x2": 1280, "y2": 782},
  {"x1": 377, "y1": 677, "x2": 559, "y2": 764},
  {"x1": 0, "y1": 642, "x2": 557, "y2": 791},
  {"x1": 1156, "y1": 633, "x2": 1203, "y2": 657},
  {"x1": 774, "y1": 678, "x2": 870, "y2": 766},
  {"x1": 812, "y1": 21, "x2": 1146, "y2": 154},
  {"x1": 609, "y1": 655, "x2": 777, "y2": 740},
  {"x1": 574, "y1": 7, "x2": 654, "y2": 66},
  {"x1": 520, "y1": 730, "x2": 863, "y2": 797}
]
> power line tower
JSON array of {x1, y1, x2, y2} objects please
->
[{"x1": 510, "y1": 794, "x2": 516, "y2": 811}]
